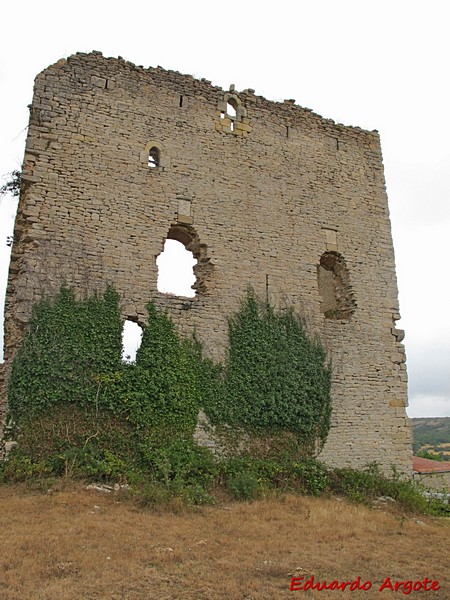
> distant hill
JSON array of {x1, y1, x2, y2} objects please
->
[{"x1": 411, "y1": 417, "x2": 450, "y2": 459}]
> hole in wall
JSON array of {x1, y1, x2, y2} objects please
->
[
  {"x1": 156, "y1": 239, "x2": 197, "y2": 297},
  {"x1": 121, "y1": 320, "x2": 143, "y2": 363},
  {"x1": 317, "y1": 252, "x2": 356, "y2": 320}
]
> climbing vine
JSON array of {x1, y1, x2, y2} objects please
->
[
  {"x1": 6, "y1": 287, "x2": 211, "y2": 499},
  {"x1": 203, "y1": 289, "x2": 331, "y2": 453},
  {"x1": 5, "y1": 285, "x2": 331, "y2": 495},
  {"x1": 8, "y1": 285, "x2": 122, "y2": 421},
  {"x1": 4, "y1": 290, "x2": 449, "y2": 515},
  {"x1": 104, "y1": 302, "x2": 203, "y2": 433}
]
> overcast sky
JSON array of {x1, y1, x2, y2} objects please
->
[{"x1": 0, "y1": 0, "x2": 449, "y2": 418}]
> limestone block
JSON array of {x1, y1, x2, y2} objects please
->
[
  {"x1": 389, "y1": 399, "x2": 406, "y2": 408},
  {"x1": 177, "y1": 214, "x2": 193, "y2": 225},
  {"x1": 178, "y1": 198, "x2": 192, "y2": 217},
  {"x1": 323, "y1": 228, "x2": 338, "y2": 251},
  {"x1": 91, "y1": 75, "x2": 106, "y2": 88}
]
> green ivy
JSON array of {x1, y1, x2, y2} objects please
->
[
  {"x1": 203, "y1": 289, "x2": 332, "y2": 454},
  {"x1": 114, "y1": 302, "x2": 201, "y2": 431},
  {"x1": 8, "y1": 285, "x2": 122, "y2": 421},
  {"x1": 5, "y1": 288, "x2": 211, "y2": 495},
  {"x1": 5, "y1": 285, "x2": 332, "y2": 497}
]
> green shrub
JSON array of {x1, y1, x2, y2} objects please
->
[
  {"x1": 219, "y1": 456, "x2": 330, "y2": 499},
  {"x1": 330, "y1": 464, "x2": 383, "y2": 503},
  {"x1": 227, "y1": 472, "x2": 262, "y2": 501},
  {"x1": 328, "y1": 463, "x2": 450, "y2": 515},
  {"x1": 0, "y1": 449, "x2": 51, "y2": 483},
  {"x1": 417, "y1": 450, "x2": 443, "y2": 461},
  {"x1": 290, "y1": 459, "x2": 330, "y2": 496},
  {"x1": 132, "y1": 481, "x2": 173, "y2": 508},
  {"x1": 137, "y1": 435, "x2": 217, "y2": 489}
]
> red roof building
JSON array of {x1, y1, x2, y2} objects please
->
[{"x1": 413, "y1": 456, "x2": 450, "y2": 473}]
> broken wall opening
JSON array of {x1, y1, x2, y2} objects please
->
[
  {"x1": 156, "y1": 238, "x2": 197, "y2": 297},
  {"x1": 156, "y1": 224, "x2": 213, "y2": 297},
  {"x1": 121, "y1": 319, "x2": 143, "y2": 363},
  {"x1": 317, "y1": 252, "x2": 356, "y2": 320}
]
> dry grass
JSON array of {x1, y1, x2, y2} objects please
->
[{"x1": 0, "y1": 483, "x2": 448, "y2": 599}]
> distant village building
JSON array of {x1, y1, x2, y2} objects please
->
[{"x1": 413, "y1": 456, "x2": 450, "y2": 491}]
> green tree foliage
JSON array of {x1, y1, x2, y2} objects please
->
[
  {"x1": 416, "y1": 450, "x2": 443, "y2": 462},
  {"x1": 0, "y1": 170, "x2": 21, "y2": 198},
  {"x1": 412, "y1": 418, "x2": 450, "y2": 456}
]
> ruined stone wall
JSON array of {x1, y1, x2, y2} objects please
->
[{"x1": 1, "y1": 51, "x2": 412, "y2": 472}]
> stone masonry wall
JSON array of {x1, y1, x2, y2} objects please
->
[{"x1": 1, "y1": 51, "x2": 412, "y2": 472}]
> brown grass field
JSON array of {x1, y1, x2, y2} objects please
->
[{"x1": 0, "y1": 483, "x2": 448, "y2": 599}]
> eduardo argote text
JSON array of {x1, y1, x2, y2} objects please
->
[{"x1": 290, "y1": 575, "x2": 441, "y2": 594}]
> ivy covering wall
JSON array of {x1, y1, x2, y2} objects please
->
[
  {"x1": 8, "y1": 286, "x2": 122, "y2": 420},
  {"x1": 203, "y1": 290, "x2": 331, "y2": 450},
  {"x1": 5, "y1": 286, "x2": 331, "y2": 493}
]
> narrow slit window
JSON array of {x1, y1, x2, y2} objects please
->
[{"x1": 148, "y1": 146, "x2": 160, "y2": 168}]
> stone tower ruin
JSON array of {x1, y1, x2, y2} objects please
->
[{"x1": 1, "y1": 51, "x2": 412, "y2": 472}]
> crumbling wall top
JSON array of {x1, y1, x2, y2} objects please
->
[{"x1": 38, "y1": 51, "x2": 380, "y2": 145}]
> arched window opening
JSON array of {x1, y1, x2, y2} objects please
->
[
  {"x1": 217, "y1": 93, "x2": 251, "y2": 136},
  {"x1": 121, "y1": 319, "x2": 143, "y2": 363},
  {"x1": 317, "y1": 252, "x2": 356, "y2": 320},
  {"x1": 157, "y1": 239, "x2": 197, "y2": 297},
  {"x1": 148, "y1": 146, "x2": 160, "y2": 168},
  {"x1": 227, "y1": 99, "x2": 237, "y2": 118},
  {"x1": 227, "y1": 99, "x2": 237, "y2": 131}
]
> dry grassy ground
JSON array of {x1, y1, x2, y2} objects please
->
[{"x1": 0, "y1": 484, "x2": 448, "y2": 599}]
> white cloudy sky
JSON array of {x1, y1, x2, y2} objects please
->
[{"x1": 0, "y1": 0, "x2": 449, "y2": 418}]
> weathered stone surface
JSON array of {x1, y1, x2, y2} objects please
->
[{"x1": 0, "y1": 51, "x2": 412, "y2": 473}]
